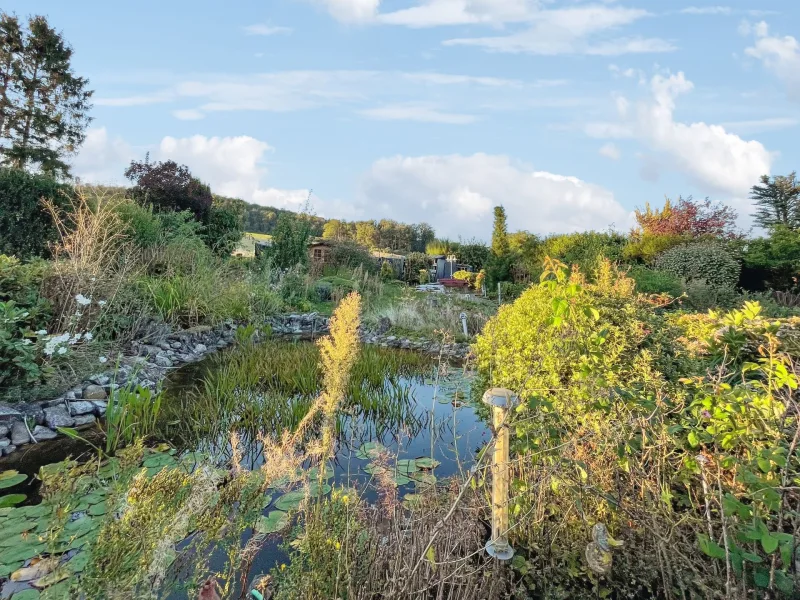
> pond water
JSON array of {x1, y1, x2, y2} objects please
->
[{"x1": 0, "y1": 340, "x2": 490, "y2": 599}]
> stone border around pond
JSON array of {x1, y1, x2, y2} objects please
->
[{"x1": 0, "y1": 314, "x2": 470, "y2": 459}]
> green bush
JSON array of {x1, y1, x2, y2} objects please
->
[
  {"x1": 202, "y1": 206, "x2": 242, "y2": 256},
  {"x1": 327, "y1": 241, "x2": 378, "y2": 273},
  {"x1": 404, "y1": 252, "x2": 429, "y2": 285},
  {"x1": 379, "y1": 260, "x2": 395, "y2": 281},
  {"x1": 0, "y1": 167, "x2": 75, "y2": 258},
  {"x1": 628, "y1": 265, "x2": 684, "y2": 297},
  {"x1": 456, "y1": 241, "x2": 490, "y2": 271},
  {"x1": 116, "y1": 201, "x2": 162, "y2": 248},
  {"x1": 623, "y1": 233, "x2": 687, "y2": 264},
  {"x1": 498, "y1": 281, "x2": 527, "y2": 302},
  {"x1": 655, "y1": 241, "x2": 741, "y2": 290}
]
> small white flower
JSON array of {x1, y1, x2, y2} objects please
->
[
  {"x1": 35, "y1": 329, "x2": 48, "y2": 336},
  {"x1": 69, "y1": 334, "x2": 82, "y2": 345},
  {"x1": 21, "y1": 339, "x2": 32, "y2": 345},
  {"x1": 83, "y1": 332, "x2": 93, "y2": 341},
  {"x1": 57, "y1": 347, "x2": 67, "y2": 355},
  {"x1": 97, "y1": 300, "x2": 107, "y2": 307},
  {"x1": 90, "y1": 277, "x2": 97, "y2": 282},
  {"x1": 75, "y1": 294, "x2": 92, "y2": 306},
  {"x1": 98, "y1": 356, "x2": 108, "y2": 364}
]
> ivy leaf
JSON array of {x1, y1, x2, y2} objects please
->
[{"x1": 687, "y1": 431, "x2": 699, "y2": 448}]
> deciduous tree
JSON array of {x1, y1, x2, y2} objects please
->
[{"x1": 124, "y1": 156, "x2": 213, "y2": 222}]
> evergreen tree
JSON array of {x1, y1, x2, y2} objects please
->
[
  {"x1": 0, "y1": 13, "x2": 92, "y2": 177},
  {"x1": 750, "y1": 172, "x2": 800, "y2": 231},
  {"x1": 270, "y1": 212, "x2": 312, "y2": 270},
  {"x1": 487, "y1": 206, "x2": 513, "y2": 287}
]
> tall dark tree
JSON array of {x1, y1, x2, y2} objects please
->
[
  {"x1": 125, "y1": 156, "x2": 213, "y2": 222},
  {"x1": 750, "y1": 172, "x2": 800, "y2": 231},
  {"x1": 487, "y1": 206, "x2": 513, "y2": 287},
  {"x1": 491, "y1": 206, "x2": 510, "y2": 257},
  {"x1": 0, "y1": 13, "x2": 92, "y2": 177}
]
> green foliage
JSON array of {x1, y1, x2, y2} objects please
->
[
  {"x1": 0, "y1": 13, "x2": 93, "y2": 177},
  {"x1": 404, "y1": 252, "x2": 429, "y2": 285},
  {"x1": 655, "y1": 241, "x2": 741, "y2": 290},
  {"x1": 623, "y1": 233, "x2": 687, "y2": 264},
  {"x1": 426, "y1": 238, "x2": 459, "y2": 256},
  {"x1": 380, "y1": 260, "x2": 395, "y2": 282},
  {"x1": 418, "y1": 269, "x2": 429, "y2": 284},
  {"x1": 741, "y1": 226, "x2": 800, "y2": 291},
  {"x1": 628, "y1": 265, "x2": 684, "y2": 297},
  {"x1": 456, "y1": 241, "x2": 490, "y2": 271},
  {"x1": 750, "y1": 171, "x2": 800, "y2": 231},
  {"x1": 103, "y1": 383, "x2": 163, "y2": 455},
  {"x1": 0, "y1": 167, "x2": 75, "y2": 258},
  {"x1": 327, "y1": 240, "x2": 378, "y2": 274},
  {"x1": 269, "y1": 213, "x2": 312, "y2": 270},
  {"x1": 202, "y1": 206, "x2": 242, "y2": 256},
  {"x1": 453, "y1": 270, "x2": 476, "y2": 284}
]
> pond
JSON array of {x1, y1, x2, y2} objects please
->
[{"x1": 0, "y1": 339, "x2": 489, "y2": 599}]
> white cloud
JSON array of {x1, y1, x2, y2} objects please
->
[
  {"x1": 442, "y1": 6, "x2": 675, "y2": 55},
  {"x1": 745, "y1": 22, "x2": 800, "y2": 102},
  {"x1": 378, "y1": 0, "x2": 537, "y2": 27},
  {"x1": 360, "y1": 103, "x2": 477, "y2": 124},
  {"x1": 72, "y1": 131, "x2": 309, "y2": 210},
  {"x1": 358, "y1": 153, "x2": 632, "y2": 239},
  {"x1": 599, "y1": 142, "x2": 621, "y2": 160},
  {"x1": 313, "y1": 0, "x2": 381, "y2": 23},
  {"x1": 71, "y1": 128, "x2": 135, "y2": 184},
  {"x1": 679, "y1": 6, "x2": 732, "y2": 15},
  {"x1": 242, "y1": 23, "x2": 292, "y2": 35},
  {"x1": 586, "y1": 71, "x2": 774, "y2": 197},
  {"x1": 172, "y1": 109, "x2": 206, "y2": 121},
  {"x1": 401, "y1": 72, "x2": 524, "y2": 87},
  {"x1": 94, "y1": 93, "x2": 174, "y2": 107}
]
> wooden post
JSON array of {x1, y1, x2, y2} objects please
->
[
  {"x1": 482, "y1": 388, "x2": 517, "y2": 560},
  {"x1": 497, "y1": 282, "x2": 502, "y2": 304}
]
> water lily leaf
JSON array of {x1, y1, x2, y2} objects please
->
[
  {"x1": 143, "y1": 453, "x2": 176, "y2": 468},
  {"x1": 395, "y1": 459, "x2": 418, "y2": 474},
  {"x1": 64, "y1": 516, "x2": 96, "y2": 534},
  {"x1": 9, "y1": 589, "x2": 40, "y2": 600},
  {"x1": 0, "y1": 560, "x2": 24, "y2": 579},
  {"x1": 307, "y1": 463, "x2": 334, "y2": 480},
  {"x1": 255, "y1": 511, "x2": 290, "y2": 534},
  {"x1": 0, "y1": 494, "x2": 26, "y2": 508},
  {"x1": 66, "y1": 552, "x2": 90, "y2": 573},
  {"x1": 2, "y1": 519, "x2": 37, "y2": 538},
  {"x1": 392, "y1": 474, "x2": 411, "y2": 486},
  {"x1": 96, "y1": 460, "x2": 121, "y2": 480},
  {"x1": 356, "y1": 442, "x2": 386, "y2": 460},
  {"x1": 39, "y1": 580, "x2": 70, "y2": 599},
  {"x1": 0, "y1": 541, "x2": 46, "y2": 564},
  {"x1": 402, "y1": 494, "x2": 424, "y2": 510},
  {"x1": 414, "y1": 458, "x2": 440, "y2": 469},
  {"x1": 0, "y1": 472, "x2": 26, "y2": 489},
  {"x1": 81, "y1": 492, "x2": 106, "y2": 506},
  {"x1": 17, "y1": 505, "x2": 51, "y2": 519},
  {"x1": 364, "y1": 464, "x2": 387, "y2": 475},
  {"x1": 411, "y1": 473, "x2": 437, "y2": 486},
  {"x1": 307, "y1": 482, "x2": 332, "y2": 496},
  {"x1": 275, "y1": 490, "x2": 306, "y2": 511}
]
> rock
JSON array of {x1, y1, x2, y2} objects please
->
[
  {"x1": 44, "y1": 407, "x2": 75, "y2": 429},
  {"x1": 154, "y1": 354, "x2": 173, "y2": 368},
  {"x1": 64, "y1": 390, "x2": 76, "y2": 401},
  {"x1": 68, "y1": 401, "x2": 95, "y2": 416},
  {"x1": 158, "y1": 341, "x2": 172, "y2": 351},
  {"x1": 2, "y1": 444, "x2": 16, "y2": 456},
  {"x1": 70, "y1": 386, "x2": 84, "y2": 399},
  {"x1": 194, "y1": 343, "x2": 207, "y2": 353},
  {"x1": 184, "y1": 325, "x2": 212, "y2": 334},
  {"x1": 91, "y1": 374, "x2": 110, "y2": 386},
  {"x1": 16, "y1": 403, "x2": 45, "y2": 425},
  {"x1": 0, "y1": 437, "x2": 9, "y2": 448},
  {"x1": 92, "y1": 400, "x2": 108, "y2": 416},
  {"x1": 0, "y1": 424, "x2": 8, "y2": 437},
  {"x1": 171, "y1": 342, "x2": 182, "y2": 349},
  {"x1": 83, "y1": 385, "x2": 107, "y2": 400},
  {"x1": 375, "y1": 317, "x2": 392, "y2": 335},
  {"x1": 31, "y1": 426, "x2": 58, "y2": 441},
  {"x1": 11, "y1": 421, "x2": 30, "y2": 445},
  {"x1": 73, "y1": 414, "x2": 96, "y2": 427},
  {"x1": 0, "y1": 403, "x2": 23, "y2": 421}
]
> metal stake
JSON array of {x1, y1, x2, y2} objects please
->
[
  {"x1": 459, "y1": 311, "x2": 468, "y2": 337},
  {"x1": 482, "y1": 387, "x2": 518, "y2": 560}
]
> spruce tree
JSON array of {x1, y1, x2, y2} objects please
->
[
  {"x1": 487, "y1": 205, "x2": 513, "y2": 288},
  {"x1": 0, "y1": 13, "x2": 92, "y2": 177},
  {"x1": 750, "y1": 172, "x2": 800, "y2": 231}
]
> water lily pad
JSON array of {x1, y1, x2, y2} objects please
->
[
  {"x1": 66, "y1": 552, "x2": 90, "y2": 573},
  {"x1": 261, "y1": 493, "x2": 274, "y2": 509},
  {"x1": 17, "y1": 505, "x2": 51, "y2": 519},
  {"x1": 395, "y1": 459, "x2": 418, "y2": 474},
  {"x1": 411, "y1": 473, "x2": 438, "y2": 486},
  {"x1": 2, "y1": 519, "x2": 37, "y2": 538},
  {"x1": 38, "y1": 580, "x2": 70, "y2": 599},
  {"x1": 307, "y1": 482, "x2": 332, "y2": 496},
  {"x1": 96, "y1": 460, "x2": 121, "y2": 480},
  {"x1": 391, "y1": 474, "x2": 411, "y2": 486},
  {"x1": 255, "y1": 511, "x2": 290, "y2": 534},
  {"x1": 307, "y1": 463, "x2": 334, "y2": 480},
  {"x1": 10, "y1": 589, "x2": 40, "y2": 600},
  {"x1": 142, "y1": 453, "x2": 176, "y2": 469},
  {"x1": 0, "y1": 471, "x2": 26, "y2": 489},
  {"x1": 414, "y1": 458, "x2": 440, "y2": 469},
  {"x1": 356, "y1": 442, "x2": 386, "y2": 460},
  {"x1": 0, "y1": 494, "x2": 27, "y2": 508},
  {"x1": 0, "y1": 560, "x2": 24, "y2": 579},
  {"x1": 32, "y1": 567, "x2": 69, "y2": 589},
  {"x1": 402, "y1": 493, "x2": 424, "y2": 510},
  {"x1": 275, "y1": 490, "x2": 306, "y2": 511},
  {"x1": 0, "y1": 541, "x2": 46, "y2": 564},
  {"x1": 363, "y1": 463, "x2": 387, "y2": 475},
  {"x1": 64, "y1": 516, "x2": 96, "y2": 534}
]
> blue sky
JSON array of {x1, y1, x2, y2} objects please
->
[{"x1": 8, "y1": 0, "x2": 800, "y2": 240}]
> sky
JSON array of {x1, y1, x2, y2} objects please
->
[{"x1": 7, "y1": 0, "x2": 800, "y2": 241}]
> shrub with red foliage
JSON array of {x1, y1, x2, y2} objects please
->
[
  {"x1": 125, "y1": 155, "x2": 212, "y2": 222},
  {"x1": 634, "y1": 196, "x2": 739, "y2": 239}
]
